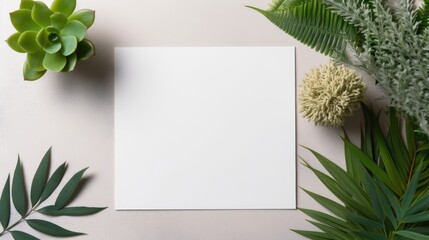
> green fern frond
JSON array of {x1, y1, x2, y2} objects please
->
[
  {"x1": 267, "y1": 0, "x2": 313, "y2": 11},
  {"x1": 248, "y1": 0, "x2": 357, "y2": 56},
  {"x1": 417, "y1": 0, "x2": 429, "y2": 33}
]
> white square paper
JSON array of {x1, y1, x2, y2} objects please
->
[{"x1": 115, "y1": 47, "x2": 296, "y2": 210}]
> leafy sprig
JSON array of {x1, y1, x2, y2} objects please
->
[{"x1": 0, "y1": 148, "x2": 106, "y2": 239}]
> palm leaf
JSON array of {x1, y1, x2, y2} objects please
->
[
  {"x1": 248, "y1": 0, "x2": 357, "y2": 56},
  {"x1": 297, "y1": 105, "x2": 429, "y2": 239}
]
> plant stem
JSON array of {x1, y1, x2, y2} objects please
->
[{"x1": 0, "y1": 202, "x2": 41, "y2": 238}]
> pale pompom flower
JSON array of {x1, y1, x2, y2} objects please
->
[{"x1": 299, "y1": 63, "x2": 366, "y2": 127}]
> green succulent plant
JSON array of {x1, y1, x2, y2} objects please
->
[{"x1": 6, "y1": 0, "x2": 96, "y2": 80}]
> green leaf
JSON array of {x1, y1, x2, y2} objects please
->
[
  {"x1": 69, "y1": 9, "x2": 95, "y2": 28},
  {"x1": 43, "y1": 52, "x2": 67, "y2": 72},
  {"x1": 54, "y1": 168, "x2": 88, "y2": 209},
  {"x1": 386, "y1": 109, "x2": 410, "y2": 179},
  {"x1": 292, "y1": 229, "x2": 334, "y2": 240},
  {"x1": 39, "y1": 205, "x2": 106, "y2": 216},
  {"x1": 303, "y1": 161, "x2": 371, "y2": 218},
  {"x1": 60, "y1": 35, "x2": 77, "y2": 56},
  {"x1": 51, "y1": 0, "x2": 76, "y2": 17},
  {"x1": 374, "y1": 124, "x2": 405, "y2": 192},
  {"x1": 50, "y1": 12, "x2": 67, "y2": 30},
  {"x1": 346, "y1": 211, "x2": 383, "y2": 228},
  {"x1": 12, "y1": 158, "x2": 27, "y2": 217},
  {"x1": 305, "y1": 147, "x2": 372, "y2": 210},
  {"x1": 300, "y1": 208, "x2": 355, "y2": 233},
  {"x1": 362, "y1": 171, "x2": 384, "y2": 221},
  {"x1": 396, "y1": 230, "x2": 429, "y2": 240},
  {"x1": 268, "y1": 0, "x2": 313, "y2": 11},
  {"x1": 39, "y1": 162, "x2": 67, "y2": 202},
  {"x1": 358, "y1": 231, "x2": 389, "y2": 240},
  {"x1": 17, "y1": 31, "x2": 39, "y2": 53},
  {"x1": 76, "y1": 39, "x2": 95, "y2": 60},
  {"x1": 35, "y1": 28, "x2": 49, "y2": 48},
  {"x1": 6, "y1": 32, "x2": 26, "y2": 53},
  {"x1": 406, "y1": 190, "x2": 429, "y2": 215},
  {"x1": 62, "y1": 53, "x2": 77, "y2": 72},
  {"x1": 26, "y1": 51, "x2": 46, "y2": 71},
  {"x1": 344, "y1": 139, "x2": 400, "y2": 195},
  {"x1": 403, "y1": 210, "x2": 429, "y2": 223},
  {"x1": 23, "y1": 61, "x2": 46, "y2": 80},
  {"x1": 375, "y1": 177, "x2": 403, "y2": 219},
  {"x1": 0, "y1": 175, "x2": 11, "y2": 229},
  {"x1": 10, "y1": 231, "x2": 39, "y2": 240},
  {"x1": 60, "y1": 20, "x2": 87, "y2": 41},
  {"x1": 30, "y1": 148, "x2": 51, "y2": 206},
  {"x1": 10, "y1": 10, "x2": 40, "y2": 32},
  {"x1": 26, "y1": 219, "x2": 83, "y2": 237},
  {"x1": 247, "y1": 0, "x2": 357, "y2": 57},
  {"x1": 20, "y1": 0, "x2": 35, "y2": 10},
  {"x1": 43, "y1": 42, "x2": 62, "y2": 54},
  {"x1": 31, "y1": 1, "x2": 52, "y2": 27},
  {"x1": 402, "y1": 164, "x2": 422, "y2": 211},
  {"x1": 302, "y1": 188, "x2": 347, "y2": 220},
  {"x1": 307, "y1": 221, "x2": 352, "y2": 239}
]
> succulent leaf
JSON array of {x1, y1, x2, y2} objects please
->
[
  {"x1": 76, "y1": 39, "x2": 95, "y2": 60},
  {"x1": 43, "y1": 42, "x2": 61, "y2": 54},
  {"x1": 20, "y1": 0, "x2": 35, "y2": 10},
  {"x1": 10, "y1": 10, "x2": 40, "y2": 32},
  {"x1": 24, "y1": 61, "x2": 47, "y2": 80},
  {"x1": 35, "y1": 28, "x2": 49, "y2": 47},
  {"x1": 51, "y1": 0, "x2": 76, "y2": 17},
  {"x1": 62, "y1": 53, "x2": 77, "y2": 72},
  {"x1": 31, "y1": 1, "x2": 52, "y2": 27},
  {"x1": 61, "y1": 35, "x2": 77, "y2": 56},
  {"x1": 69, "y1": 9, "x2": 95, "y2": 28},
  {"x1": 6, "y1": 32, "x2": 26, "y2": 53},
  {"x1": 18, "y1": 31, "x2": 40, "y2": 53},
  {"x1": 60, "y1": 20, "x2": 87, "y2": 41},
  {"x1": 43, "y1": 52, "x2": 67, "y2": 72},
  {"x1": 50, "y1": 12, "x2": 67, "y2": 29},
  {"x1": 27, "y1": 51, "x2": 46, "y2": 71}
]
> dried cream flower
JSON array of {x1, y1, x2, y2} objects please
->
[{"x1": 299, "y1": 63, "x2": 366, "y2": 127}]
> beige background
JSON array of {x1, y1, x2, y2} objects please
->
[{"x1": 0, "y1": 0, "x2": 384, "y2": 239}]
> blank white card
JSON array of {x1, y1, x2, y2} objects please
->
[{"x1": 115, "y1": 47, "x2": 296, "y2": 210}]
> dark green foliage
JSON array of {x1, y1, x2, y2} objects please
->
[
  {"x1": 295, "y1": 105, "x2": 429, "y2": 239},
  {"x1": 0, "y1": 148, "x2": 106, "y2": 239}
]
